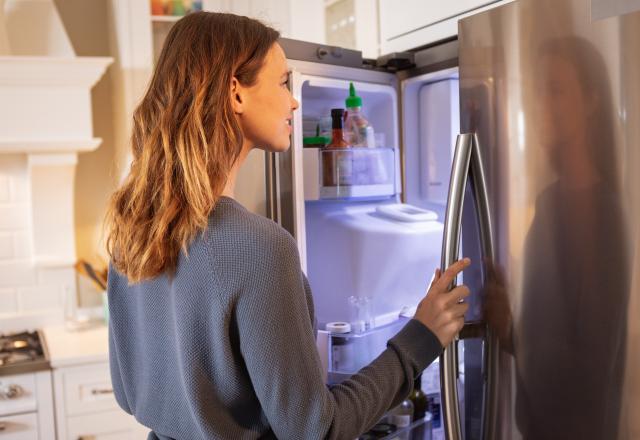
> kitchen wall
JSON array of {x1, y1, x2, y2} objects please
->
[
  {"x1": 0, "y1": 0, "x2": 112, "y2": 328},
  {"x1": 0, "y1": 155, "x2": 34, "y2": 313},
  {"x1": 0, "y1": 0, "x2": 328, "y2": 319}
]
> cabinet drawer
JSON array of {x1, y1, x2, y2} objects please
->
[
  {"x1": 61, "y1": 363, "x2": 118, "y2": 416},
  {"x1": 0, "y1": 413, "x2": 38, "y2": 440},
  {"x1": 66, "y1": 410, "x2": 140, "y2": 440},
  {"x1": 0, "y1": 373, "x2": 37, "y2": 415}
]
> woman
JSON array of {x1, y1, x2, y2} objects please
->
[{"x1": 106, "y1": 12, "x2": 470, "y2": 440}]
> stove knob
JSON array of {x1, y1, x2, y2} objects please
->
[{"x1": 0, "y1": 384, "x2": 24, "y2": 399}]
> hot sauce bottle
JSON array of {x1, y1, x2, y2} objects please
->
[{"x1": 322, "y1": 108, "x2": 352, "y2": 187}]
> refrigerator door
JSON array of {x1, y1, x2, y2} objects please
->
[{"x1": 458, "y1": 0, "x2": 640, "y2": 439}]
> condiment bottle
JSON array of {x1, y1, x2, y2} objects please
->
[
  {"x1": 409, "y1": 374, "x2": 429, "y2": 420},
  {"x1": 172, "y1": 0, "x2": 185, "y2": 15},
  {"x1": 151, "y1": 0, "x2": 165, "y2": 15},
  {"x1": 328, "y1": 108, "x2": 349, "y2": 148},
  {"x1": 322, "y1": 108, "x2": 352, "y2": 187},
  {"x1": 390, "y1": 398, "x2": 414, "y2": 439},
  {"x1": 344, "y1": 82, "x2": 375, "y2": 147}
]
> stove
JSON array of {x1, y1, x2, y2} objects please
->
[
  {"x1": 0, "y1": 330, "x2": 54, "y2": 438},
  {"x1": 0, "y1": 330, "x2": 50, "y2": 376}
]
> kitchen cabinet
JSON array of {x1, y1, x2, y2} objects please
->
[
  {"x1": 0, "y1": 370, "x2": 55, "y2": 440},
  {"x1": 0, "y1": 413, "x2": 39, "y2": 440},
  {"x1": 66, "y1": 409, "x2": 142, "y2": 440},
  {"x1": 378, "y1": 0, "x2": 512, "y2": 53},
  {"x1": 42, "y1": 325, "x2": 149, "y2": 440},
  {"x1": 52, "y1": 362, "x2": 148, "y2": 440}
]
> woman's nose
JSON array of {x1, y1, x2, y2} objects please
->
[{"x1": 291, "y1": 97, "x2": 300, "y2": 111}]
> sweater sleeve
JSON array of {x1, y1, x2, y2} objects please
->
[{"x1": 234, "y1": 231, "x2": 442, "y2": 440}]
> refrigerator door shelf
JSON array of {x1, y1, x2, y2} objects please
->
[
  {"x1": 320, "y1": 184, "x2": 395, "y2": 200},
  {"x1": 326, "y1": 317, "x2": 408, "y2": 376},
  {"x1": 299, "y1": 74, "x2": 402, "y2": 200},
  {"x1": 320, "y1": 148, "x2": 395, "y2": 187},
  {"x1": 304, "y1": 147, "x2": 397, "y2": 201}
]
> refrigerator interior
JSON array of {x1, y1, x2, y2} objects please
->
[{"x1": 294, "y1": 66, "x2": 469, "y2": 438}]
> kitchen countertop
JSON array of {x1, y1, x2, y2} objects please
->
[{"x1": 42, "y1": 323, "x2": 109, "y2": 368}]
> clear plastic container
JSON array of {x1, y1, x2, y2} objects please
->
[{"x1": 319, "y1": 147, "x2": 395, "y2": 199}]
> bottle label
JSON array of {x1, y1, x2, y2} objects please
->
[{"x1": 335, "y1": 151, "x2": 353, "y2": 185}]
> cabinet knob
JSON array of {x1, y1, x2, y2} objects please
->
[
  {"x1": 77, "y1": 436, "x2": 96, "y2": 440},
  {"x1": 0, "y1": 422, "x2": 6, "y2": 431},
  {"x1": 0, "y1": 384, "x2": 24, "y2": 399},
  {"x1": 90, "y1": 387, "x2": 114, "y2": 395}
]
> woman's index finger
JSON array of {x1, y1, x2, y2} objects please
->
[{"x1": 437, "y1": 258, "x2": 471, "y2": 291}]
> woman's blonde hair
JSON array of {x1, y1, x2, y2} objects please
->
[{"x1": 106, "y1": 12, "x2": 279, "y2": 282}]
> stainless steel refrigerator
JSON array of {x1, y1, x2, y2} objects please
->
[{"x1": 272, "y1": 0, "x2": 640, "y2": 438}]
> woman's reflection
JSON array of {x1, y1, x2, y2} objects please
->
[{"x1": 487, "y1": 36, "x2": 630, "y2": 440}]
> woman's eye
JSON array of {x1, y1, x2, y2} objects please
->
[{"x1": 281, "y1": 80, "x2": 289, "y2": 87}]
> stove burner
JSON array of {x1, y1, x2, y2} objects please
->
[
  {"x1": 0, "y1": 330, "x2": 49, "y2": 376},
  {"x1": 0, "y1": 332, "x2": 39, "y2": 352},
  {"x1": 11, "y1": 340, "x2": 28, "y2": 349}
]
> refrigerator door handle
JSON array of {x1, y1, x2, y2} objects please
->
[{"x1": 440, "y1": 133, "x2": 497, "y2": 440}]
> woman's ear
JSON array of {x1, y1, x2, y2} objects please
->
[{"x1": 230, "y1": 77, "x2": 245, "y2": 115}]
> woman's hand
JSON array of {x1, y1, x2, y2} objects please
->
[{"x1": 414, "y1": 258, "x2": 471, "y2": 347}]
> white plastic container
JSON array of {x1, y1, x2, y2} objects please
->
[{"x1": 305, "y1": 201, "x2": 444, "y2": 327}]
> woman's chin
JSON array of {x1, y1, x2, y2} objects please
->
[{"x1": 258, "y1": 141, "x2": 291, "y2": 153}]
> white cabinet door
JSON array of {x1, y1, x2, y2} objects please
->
[
  {"x1": 57, "y1": 363, "x2": 118, "y2": 416},
  {"x1": 380, "y1": 0, "x2": 492, "y2": 40},
  {"x1": 66, "y1": 410, "x2": 142, "y2": 440},
  {"x1": 0, "y1": 373, "x2": 37, "y2": 415},
  {"x1": 378, "y1": 0, "x2": 509, "y2": 52},
  {"x1": 0, "y1": 413, "x2": 38, "y2": 440},
  {"x1": 53, "y1": 362, "x2": 148, "y2": 440}
]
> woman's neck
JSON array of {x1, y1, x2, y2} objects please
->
[{"x1": 221, "y1": 141, "x2": 252, "y2": 198}]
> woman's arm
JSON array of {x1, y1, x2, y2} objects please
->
[{"x1": 234, "y1": 232, "x2": 443, "y2": 439}]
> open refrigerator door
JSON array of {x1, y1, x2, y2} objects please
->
[{"x1": 272, "y1": 38, "x2": 474, "y2": 439}]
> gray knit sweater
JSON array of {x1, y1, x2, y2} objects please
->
[{"x1": 108, "y1": 197, "x2": 442, "y2": 440}]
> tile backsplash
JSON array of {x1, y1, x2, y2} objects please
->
[{"x1": 0, "y1": 155, "x2": 70, "y2": 326}]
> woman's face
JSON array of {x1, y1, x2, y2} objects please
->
[
  {"x1": 232, "y1": 43, "x2": 299, "y2": 153},
  {"x1": 536, "y1": 54, "x2": 596, "y2": 169}
]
